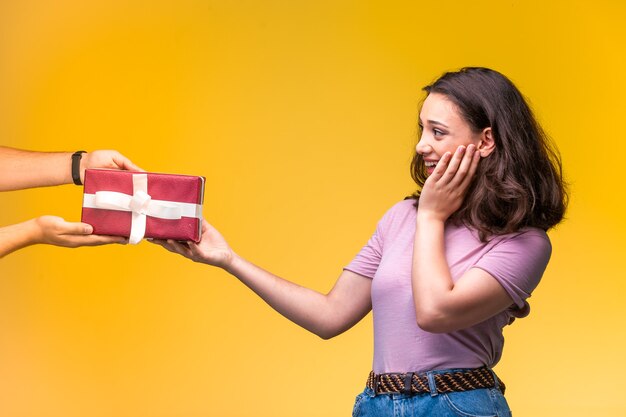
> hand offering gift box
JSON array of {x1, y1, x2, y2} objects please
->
[{"x1": 81, "y1": 169, "x2": 205, "y2": 244}]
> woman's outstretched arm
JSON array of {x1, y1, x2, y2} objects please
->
[{"x1": 153, "y1": 221, "x2": 372, "y2": 339}]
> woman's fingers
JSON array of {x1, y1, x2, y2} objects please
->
[
  {"x1": 419, "y1": 144, "x2": 481, "y2": 220},
  {"x1": 449, "y1": 144, "x2": 477, "y2": 188},
  {"x1": 150, "y1": 238, "x2": 191, "y2": 257},
  {"x1": 432, "y1": 145, "x2": 478, "y2": 188},
  {"x1": 458, "y1": 147, "x2": 481, "y2": 189},
  {"x1": 431, "y1": 146, "x2": 467, "y2": 184},
  {"x1": 430, "y1": 152, "x2": 452, "y2": 181},
  {"x1": 163, "y1": 239, "x2": 194, "y2": 257},
  {"x1": 441, "y1": 145, "x2": 466, "y2": 183}
]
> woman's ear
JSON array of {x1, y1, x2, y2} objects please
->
[{"x1": 478, "y1": 127, "x2": 496, "y2": 157}]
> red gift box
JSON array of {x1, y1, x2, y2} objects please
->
[{"x1": 81, "y1": 169, "x2": 205, "y2": 244}]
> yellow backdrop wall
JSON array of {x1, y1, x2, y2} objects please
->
[{"x1": 1, "y1": 1, "x2": 624, "y2": 416}]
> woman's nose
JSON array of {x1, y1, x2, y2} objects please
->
[{"x1": 415, "y1": 135, "x2": 431, "y2": 155}]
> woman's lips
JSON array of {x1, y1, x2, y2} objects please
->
[{"x1": 424, "y1": 160, "x2": 438, "y2": 175}]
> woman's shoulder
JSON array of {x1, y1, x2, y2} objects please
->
[
  {"x1": 496, "y1": 227, "x2": 550, "y2": 245},
  {"x1": 390, "y1": 198, "x2": 418, "y2": 214},
  {"x1": 373, "y1": 198, "x2": 417, "y2": 232},
  {"x1": 486, "y1": 227, "x2": 552, "y2": 259},
  {"x1": 382, "y1": 198, "x2": 417, "y2": 220}
]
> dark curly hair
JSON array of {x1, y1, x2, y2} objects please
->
[{"x1": 410, "y1": 67, "x2": 568, "y2": 240}]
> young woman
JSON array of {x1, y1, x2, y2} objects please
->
[{"x1": 154, "y1": 67, "x2": 567, "y2": 416}]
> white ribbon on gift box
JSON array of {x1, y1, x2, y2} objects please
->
[{"x1": 82, "y1": 173, "x2": 202, "y2": 244}]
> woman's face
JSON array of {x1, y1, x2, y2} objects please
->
[{"x1": 416, "y1": 93, "x2": 484, "y2": 175}]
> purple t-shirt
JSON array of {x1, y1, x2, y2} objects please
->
[{"x1": 345, "y1": 199, "x2": 551, "y2": 374}]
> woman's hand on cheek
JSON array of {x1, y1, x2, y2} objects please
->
[{"x1": 418, "y1": 144, "x2": 480, "y2": 222}]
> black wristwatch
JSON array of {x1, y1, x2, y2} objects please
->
[{"x1": 71, "y1": 150, "x2": 87, "y2": 185}]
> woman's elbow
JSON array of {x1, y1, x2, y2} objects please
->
[
  {"x1": 315, "y1": 325, "x2": 346, "y2": 340},
  {"x1": 313, "y1": 321, "x2": 350, "y2": 340},
  {"x1": 415, "y1": 309, "x2": 456, "y2": 333},
  {"x1": 316, "y1": 331, "x2": 336, "y2": 340}
]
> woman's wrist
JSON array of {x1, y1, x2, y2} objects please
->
[
  {"x1": 222, "y1": 251, "x2": 241, "y2": 275},
  {"x1": 416, "y1": 210, "x2": 447, "y2": 225}
]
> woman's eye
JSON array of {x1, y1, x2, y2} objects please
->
[{"x1": 433, "y1": 129, "x2": 445, "y2": 137}]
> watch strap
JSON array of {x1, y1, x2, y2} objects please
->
[{"x1": 71, "y1": 151, "x2": 87, "y2": 185}]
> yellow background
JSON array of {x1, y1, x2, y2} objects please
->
[{"x1": 1, "y1": 1, "x2": 624, "y2": 416}]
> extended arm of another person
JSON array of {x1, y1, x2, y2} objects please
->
[
  {"x1": 412, "y1": 145, "x2": 514, "y2": 333},
  {"x1": 0, "y1": 215, "x2": 126, "y2": 258},
  {"x1": 0, "y1": 147, "x2": 142, "y2": 191},
  {"x1": 152, "y1": 221, "x2": 373, "y2": 339}
]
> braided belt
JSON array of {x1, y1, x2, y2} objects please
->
[{"x1": 366, "y1": 367, "x2": 505, "y2": 395}]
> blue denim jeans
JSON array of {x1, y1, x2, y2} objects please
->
[{"x1": 352, "y1": 369, "x2": 512, "y2": 417}]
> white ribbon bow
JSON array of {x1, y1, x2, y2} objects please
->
[{"x1": 83, "y1": 173, "x2": 202, "y2": 244}]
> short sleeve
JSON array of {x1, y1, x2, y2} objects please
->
[
  {"x1": 474, "y1": 229, "x2": 552, "y2": 318},
  {"x1": 343, "y1": 219, "x2": 384, "y2": 279},
  {"x1": 343, "y1": 201, "x2": 409, "y2": 278}
]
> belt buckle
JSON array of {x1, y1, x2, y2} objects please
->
[{"x1": 402, "y1": 372, "x2": 414, "y2": 395}]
